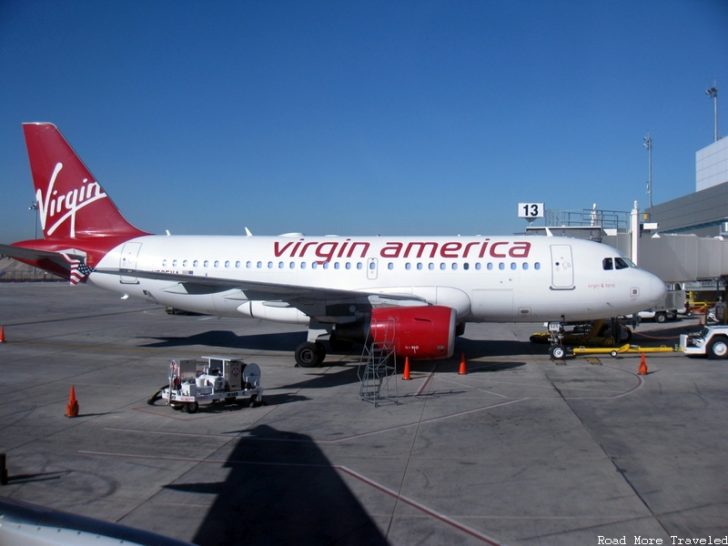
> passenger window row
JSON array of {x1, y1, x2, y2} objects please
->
[{"x1": 160, "y1": 258, "x2": 542, "y2": 272}]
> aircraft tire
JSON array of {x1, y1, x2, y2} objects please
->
[
  {"x1": 295, "y1": 342, "x2": 326, "y2": 367},
  {"x1": 550, "y1": 345, "x2": 566, "y2": 360}
]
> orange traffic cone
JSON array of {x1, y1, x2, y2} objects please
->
[
  {"x1": 402, "y1": 356, "x2": 411, "y2": 380},
  {"x1": 638, "y1": 354, "x2": 648, "y2": 376},
  {"x1": 0, "y1": 326, "x2": 5, "y2": 343},
  {"x1": 65, "y1": 385, "x2": 79, "y2": 418},
  {"x1": 458, "y1": 353, "x2": 468, "y2": 375}
]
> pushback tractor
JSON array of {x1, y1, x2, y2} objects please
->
[
  {"x1": 680, "y1": 325, "x2": 728, "y2": 359},
  {"x1": 159, "y1": 356, "x2": 263, "y2": 413}
]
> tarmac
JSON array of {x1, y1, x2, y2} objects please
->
[{"x1": 0, "y1": 282, "x2": 727, "y2": 546}]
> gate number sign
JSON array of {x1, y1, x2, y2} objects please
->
[{"x1": 518, "y1": 203, "x2": 544, "y2": 219}]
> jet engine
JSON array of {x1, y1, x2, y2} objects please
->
[{"x1": 368, "y1": 305, "x2": 456, "y2": 359}]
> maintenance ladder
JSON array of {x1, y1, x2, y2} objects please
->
[{"x1": 358, "y1": 317, "x2": 398, "y2": 406}]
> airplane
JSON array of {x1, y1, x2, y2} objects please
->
[{"x1": 1, "y1": 123, "x2": 666, "y2": 366}]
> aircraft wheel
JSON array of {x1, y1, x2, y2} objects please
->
[
  {"x1": 295, "y1": 342, "x2": 326, "y2": 367},
  {"x1": 708, "y1": 337, "x2": 728, "y2": 360},
  {"x1": 550, "y1": 345, "x2": 566, "y2": 360}
]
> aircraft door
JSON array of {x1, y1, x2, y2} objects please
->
[
  {"x1": 550, "y1": 244, "x2": 574, "y2": 290},
  {"x1": 120, "y1": 242, "x2": 142, "y2": 284}
]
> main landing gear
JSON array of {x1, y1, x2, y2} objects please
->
[{"x1": 294, "y1": 341, "x2": 326, "y2": 368}]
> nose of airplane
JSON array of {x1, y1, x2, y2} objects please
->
[{"x1": 642, "y1": 270, "x2": 667, "y2": 306}]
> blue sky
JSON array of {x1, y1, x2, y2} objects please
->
[{"x1": 1, "y1": 0, "x2": 726, "y2": 241}]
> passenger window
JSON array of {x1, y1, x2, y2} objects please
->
[
  {"x1": 510, "y1": 262, "x2": 517, "y2": 270},
  {"x1": 498, "y1": 263, "x2": 505, "y2": 271},
  {"x1": 603, "y1": 258, "x2": 613, "y2": 270}
]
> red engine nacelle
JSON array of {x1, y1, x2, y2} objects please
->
[{"x1": 370, "y1": 305, "x2": 456, "y2": 360}]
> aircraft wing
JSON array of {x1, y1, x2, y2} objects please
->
[{"x1": 93, "y1": 267, "x2": 428, "y2": 322}]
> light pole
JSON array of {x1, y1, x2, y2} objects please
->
[
  {"x1": 706, "y1": 85, "x2": 719, "y2": 142},
  {"x1": 643, "y1": 134, "x2": 653, "y2": 210},
  {"x1": 28, "y1": 202, "x2": 38, "y2": 239}
]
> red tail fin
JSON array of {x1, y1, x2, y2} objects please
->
[{"x1": 23, "y1": 123, "x2": 146, "y2": 240}]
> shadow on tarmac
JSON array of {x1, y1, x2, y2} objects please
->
[
  {"x1": 141, "y1": 330, "x2": 307, "y2": 350},
  {"x1": 165, "y1": 424, "x2": 390, "y2": 546}
]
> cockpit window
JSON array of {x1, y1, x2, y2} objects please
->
[
  {"x1": 615, "y1": 257, "x2": 631, "y2": 269},
  {"x1": 602, "y1": 258, "x2": 613, "y2": 270}
]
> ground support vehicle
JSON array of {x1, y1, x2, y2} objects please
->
[
  {"x1": 680, "y1": 325, "x2": 728, "y2": 359},
  {"x1": 160, "y1": 356, "x2": 263, "y2": 413}
]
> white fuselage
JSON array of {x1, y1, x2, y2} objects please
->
[{"x1": 91, "y1": 234, "x2": 666, "y2": 325}]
